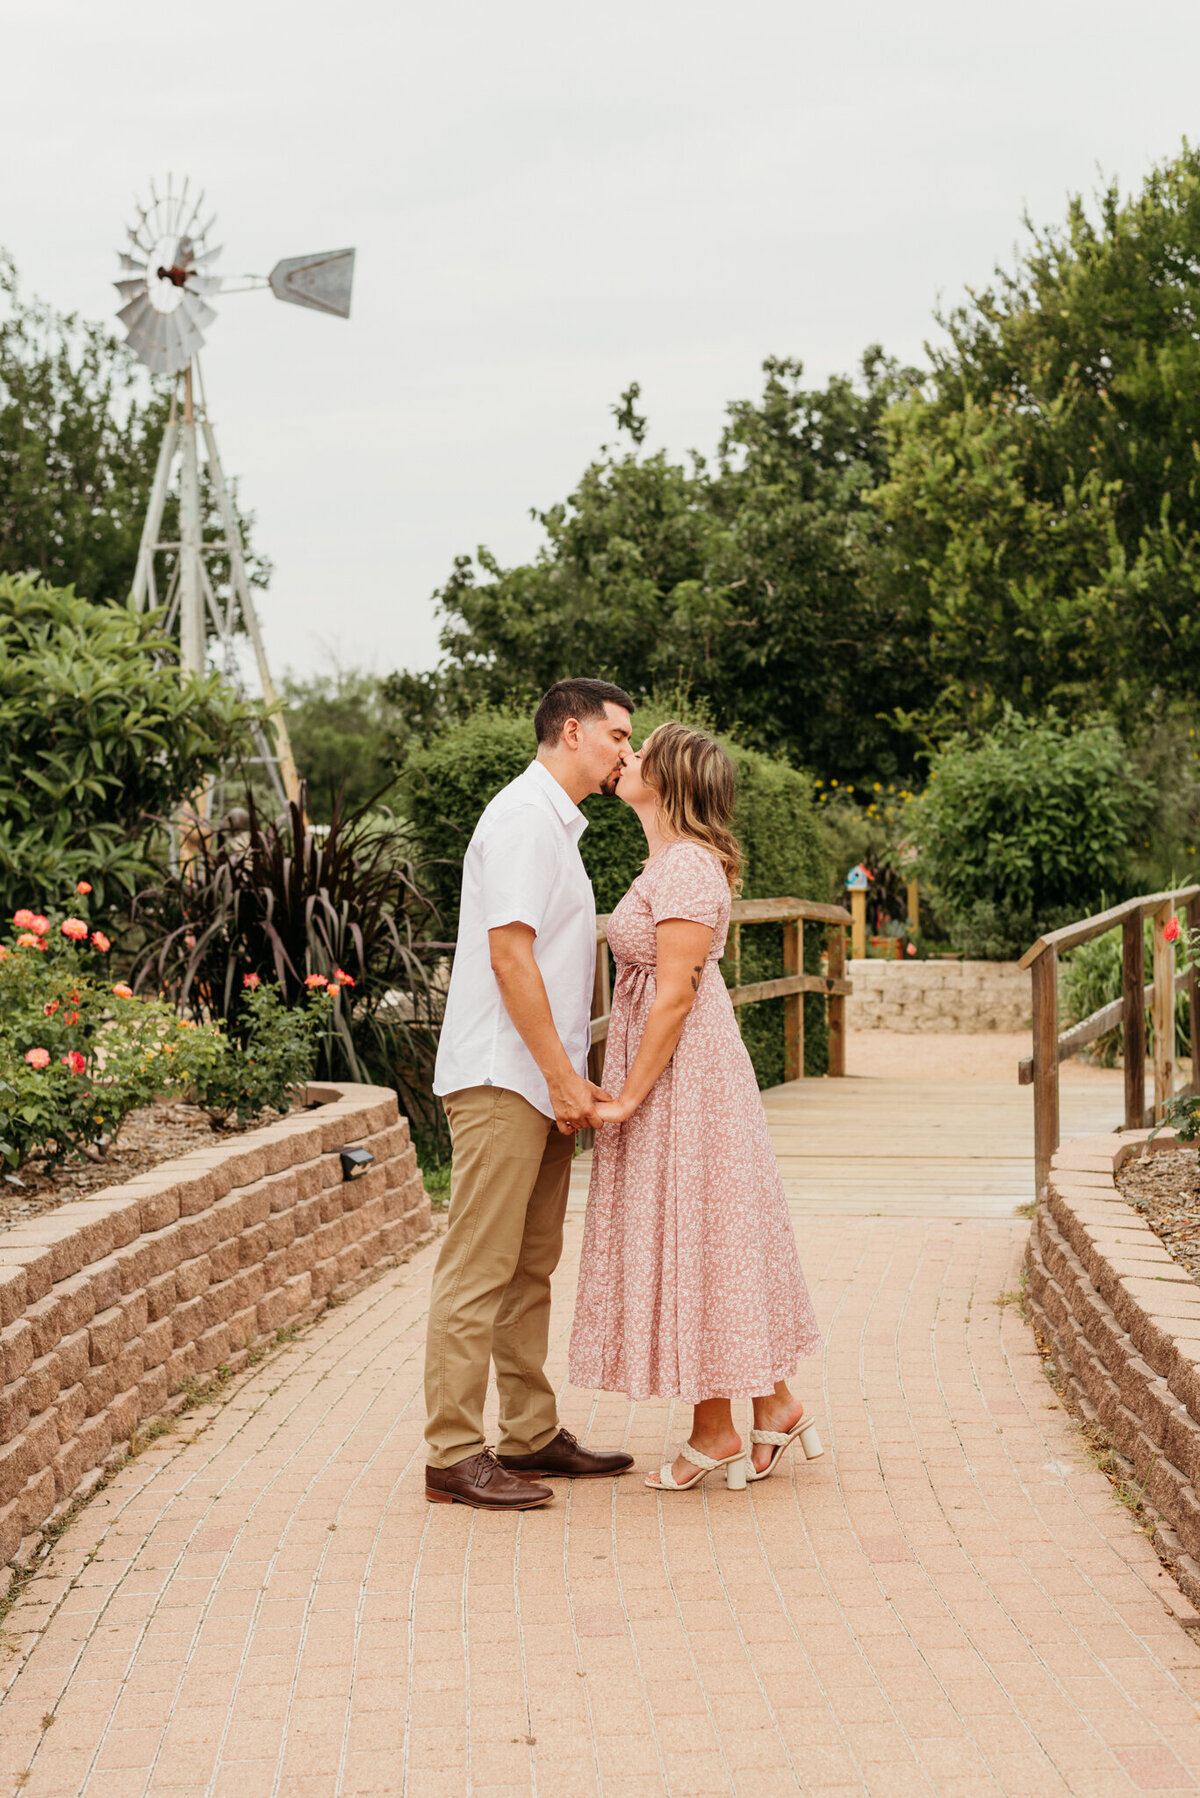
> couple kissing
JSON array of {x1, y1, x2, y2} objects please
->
[{"x1": 423, "y1": 678, "x2": 822, "y2": 1508}]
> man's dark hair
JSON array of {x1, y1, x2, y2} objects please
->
[{"x1": 534, "y1": 678, "x2": 635, "y2": 746}]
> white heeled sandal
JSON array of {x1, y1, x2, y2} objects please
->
[
  {"x1": 746, "y1": 1416, "x2": 823, "y2": 1482},
  {"x1": 646, "y1": 1441, "x2": 748, "y2": 1492}
]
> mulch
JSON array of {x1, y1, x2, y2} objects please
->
[
  {"x1": 0, "y1": 1102, "x2": 283, "y2": 1237},
  {"x1": 1115, "y1": 1146, "x2": 1200, "y2": 1283}
]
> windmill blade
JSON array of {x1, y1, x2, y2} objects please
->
[
  {"x1": 268, "y1": 248, "x2": 355, "y2": 319},
  {"x1": 117, "y1": 292, "x2": 156, "y2": 332},
  {"x1": 180, "y1": 294, "x2": 218, "y2": 333}
]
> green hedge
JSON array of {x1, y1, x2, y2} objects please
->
[{"x1": 405, "y1": 706, "x2": 832, "y2": 1083}]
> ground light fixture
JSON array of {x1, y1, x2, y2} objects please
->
[{"x1": 340, "y1": 1147, "x2": 375, "y2": 1182}]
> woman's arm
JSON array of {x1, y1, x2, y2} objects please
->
[{"x1": 595, "y1": 917, "x2": 714, "y2": 1123}]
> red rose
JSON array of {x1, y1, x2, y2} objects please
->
[
  {"x1": 1164, "y1": 916, "x2": 1181, "y2": 944},
  {"x1": 61, "y1": 1051, "x2": 86, "y2": 1075}
]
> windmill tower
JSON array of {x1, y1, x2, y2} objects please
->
[{"x1": 115, "y1": 176, "x2": 355, "y2": 813}]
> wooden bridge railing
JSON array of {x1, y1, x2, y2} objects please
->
[
  {"x1": 1019, "y1": 886, "x2": 1200, "y2": 1199},
  {"x1": 588, "y1": 896, "x2": 854, "y2": 1087}
]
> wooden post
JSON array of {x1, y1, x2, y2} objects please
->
[
  {"x1": 729, "y1": 921, "x2": 743, "y2": 1038},
  {"x1": 827, "y1": 923, "x2": 846, "y2": 1078},
  {"x1": 1189, "y1": 893, "x2": 1200, "y2": 1097},
  {"x1": 588, "y1": 932, "x2": 611, "y2": 1091},
  {"x1": 1031, "y1": 947, "x2": 1059, "y2": 1203},
  {"x1": 1122, "y1": 909, "x2": 1146, "y2": 1129},
  {"x1": 850, "y1": 889, "x2": 867, "y2": 960},
  {"x1": 1152, "y1": 900, "x2": 1175, "y2": 1121},
  {"x1": 782, "y1": 917, "x2": 803, "y2": 1083},
  {"x1": 906, "y1": 879, "x2": 919, "y2": 934}
]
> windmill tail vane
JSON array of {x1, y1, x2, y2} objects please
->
[{"x1": 117, "y1": 176, "x2": 356, "y2": 821}]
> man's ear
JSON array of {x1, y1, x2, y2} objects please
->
[{"x1": 560, "y1": 716, "x2": 581, "y2": 751}]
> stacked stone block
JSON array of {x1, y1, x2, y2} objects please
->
[
  {"x1": 845, "y1": 958, "x2": 1030, "y2": 1033},
  {"x1": 0, "y1": 1082, "x2": 430, "y2": 1566},
  {"x1": 1025, "y1": 1129, "x2": 1200, "y2": 1603}
]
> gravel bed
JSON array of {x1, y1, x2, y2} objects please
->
[
  {"x1": 1115, "y1": 1147, "x2": 1200, "y2": 1283},
  {"x1": 0, "y1": 1102, "x2": 283, "y2": 1236}
]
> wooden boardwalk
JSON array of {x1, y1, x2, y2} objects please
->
[{"x1": 571, "y1": 1033, "x2": 1127, "y2": 1220}]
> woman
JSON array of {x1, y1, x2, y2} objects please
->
[{"x1": 569, "y1": 722, "x2": 823, "y2": 1491}]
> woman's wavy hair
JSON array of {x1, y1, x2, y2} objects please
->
[{"x1": 639, "y1": 721, "x2": 743, "y2": 893}]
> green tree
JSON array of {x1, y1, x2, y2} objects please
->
[
  {"x1": 0, "y1": 574, "x2": 257, "y2": 918},
  {"x1": 0, "y1": 253, "x2": 267, "y2": 608},
  {"x1": 874, "y1": 142, "x2": 1200, "y2": 734},
  {"x1": 392, "y1": 361, "x2": 925, "y2": 783},
  {"x1": 282, "y1": 667, "x2": 401, "y2": 821}
]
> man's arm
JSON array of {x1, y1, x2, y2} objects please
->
[{"x1": 488, "y1": 922, "x2": 608, "y2": 1132}]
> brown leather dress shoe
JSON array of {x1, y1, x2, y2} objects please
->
[
  {"x1": 425, "y1": 1449, "x2": 554, "y2": 1510},
  {"x1": 497, "y1": 1428, "x2": 634, "y2": 1478}
]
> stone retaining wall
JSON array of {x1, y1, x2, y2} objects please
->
[
  {"x1": 0, "y1": 1082, "x2": 430, "y2": 1569},
  {"x1": 1025, "y1": 1129, "x2": 1200, "y2": 1605},
  {"x1": 846, "y1": 958, "x2": 1029, "y2": 1032}
]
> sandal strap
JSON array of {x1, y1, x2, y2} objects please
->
[
  {"x1": 656, "y1": 1458, "x2": 704, "y2": 1490},
  {"x1": 750, "y1": 1428, "x2": 795, "y2": 1447},
  {"x1": 679, "y1": 1441, "x2": 720, "y2": 1471}
]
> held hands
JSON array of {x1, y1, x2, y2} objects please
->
[
  {"x1": 549, "y1": 1074, "x2": 614, "y2": 1134},
  {"x1": 593, "y1": 1094, "x2": 637, "y2": 1126}
]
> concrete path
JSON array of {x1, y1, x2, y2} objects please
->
[{"x1": 3, "y1": 1053, "x2": 1200, "y2": 1796}]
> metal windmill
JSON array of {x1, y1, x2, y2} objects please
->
[{"x1": 116, "y1": 175, "x2": 355, "y2": 812}]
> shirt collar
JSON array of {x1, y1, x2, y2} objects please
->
[{"x1": 525, "y1": 760, "x2": 588, "y2": 841}]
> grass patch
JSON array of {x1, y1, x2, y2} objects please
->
[{"x1": 420, "y1": 1156, "x2": 452, "y2": 1212}]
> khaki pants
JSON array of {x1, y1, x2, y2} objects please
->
[{"x1": 423, "y1": 1086, "x2": 575, "y2": 1468}]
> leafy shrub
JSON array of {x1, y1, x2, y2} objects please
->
[
  {"x1": 186, "y1": 977, "x2": 334, "y2": 1125},
  {"x1": 0, "y1": 575, "x2": 256, "y2": 921},
  {"x1": 403, "y1": 703, "x2": 832, "y2": 1082},
  {"x1": 908, "y1": 710, "x2": 1149, "y2": 960},
  {"x1": 132, "y1": 788, "x2": 441, "y2": 1141},
  {"x1": 0, "y1": 891, "x2": 325, "y2": 1167}
]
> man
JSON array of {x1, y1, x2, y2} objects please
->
[{"x1": 424, "y1": 678, "x2": 637, "y2": 1510}]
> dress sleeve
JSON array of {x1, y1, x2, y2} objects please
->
[
  {"x1": 479, "y1": 805, "x2": 560, "y2": 935},
  {"x1": 645, "y1": 843, "x2": 729, "y2": 929}
]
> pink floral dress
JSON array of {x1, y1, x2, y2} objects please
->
[{"x1": 569, "y1": 840, "x2": 822, "y2": 1403}]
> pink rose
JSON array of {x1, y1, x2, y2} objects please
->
[
  {"x1": 90, "y1": 931, "x2": 111, "y2": 953},
  {"x1": 112, "y1": 983, "x2": 133, "y2": 1000},
  {"x1": 333, "y1": 968, "x2": 355, "y2": 988},
  {"x1": 1164, "y1": 916, "x2": 1181, "y2": 944},
  {"x1": 61, "y1": 918, "x2": 88, "y2": 941},
  {"x1": 24, "y1": 1047, "x2": 50, "y2": 1069},
  {"x1": 16, "y1": 933, "x2": 45, "y2": 950},
  {"x1": 76, "y1": 881, "x2": 92, "y2": 895},
  {"x1": 12, "y1": 909, "x2": 35, "y2": 928},
  {"x1": 29, "y1": 916, "x2": 49, "y2": 936},
  {"x1": 305, "y1": 973, "x2": 328, "y2": 989},
  {"x1": 43, "y1": 1001, "x2": 59, "y2": 1017},
  {"x1": 61, "y1": 1051, "x2": 86, "y2": 1075},
  {"x1": 906, "y1": 943, "x2": 917, "y2": 956},
  {"x1": 243, "y1": 973, "x2": 261, "y2": 990}
]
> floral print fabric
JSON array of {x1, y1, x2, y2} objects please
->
[{"x1": 569, "y1": 840, "x2": 822, "y2": 1402}]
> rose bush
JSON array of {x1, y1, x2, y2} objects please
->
[{"x1": 0, "y1": 889, "x2": 333, "y2": 1169}]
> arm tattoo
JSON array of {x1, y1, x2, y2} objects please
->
[{"x1": 690, "y1": 963, "x2": 704, "y2": 993}]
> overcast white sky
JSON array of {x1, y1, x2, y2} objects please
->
[{"x1": 4, "y1": 2, "x2": 1200, "y2": 685}]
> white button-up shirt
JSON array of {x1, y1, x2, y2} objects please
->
[{"x1": 433, "y1": 761, "x2": 597, "y2": 1119}]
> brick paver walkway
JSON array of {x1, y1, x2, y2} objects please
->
[{"x1": 3, "y1": 1209, "x2": 1200, "y2": 1795}]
